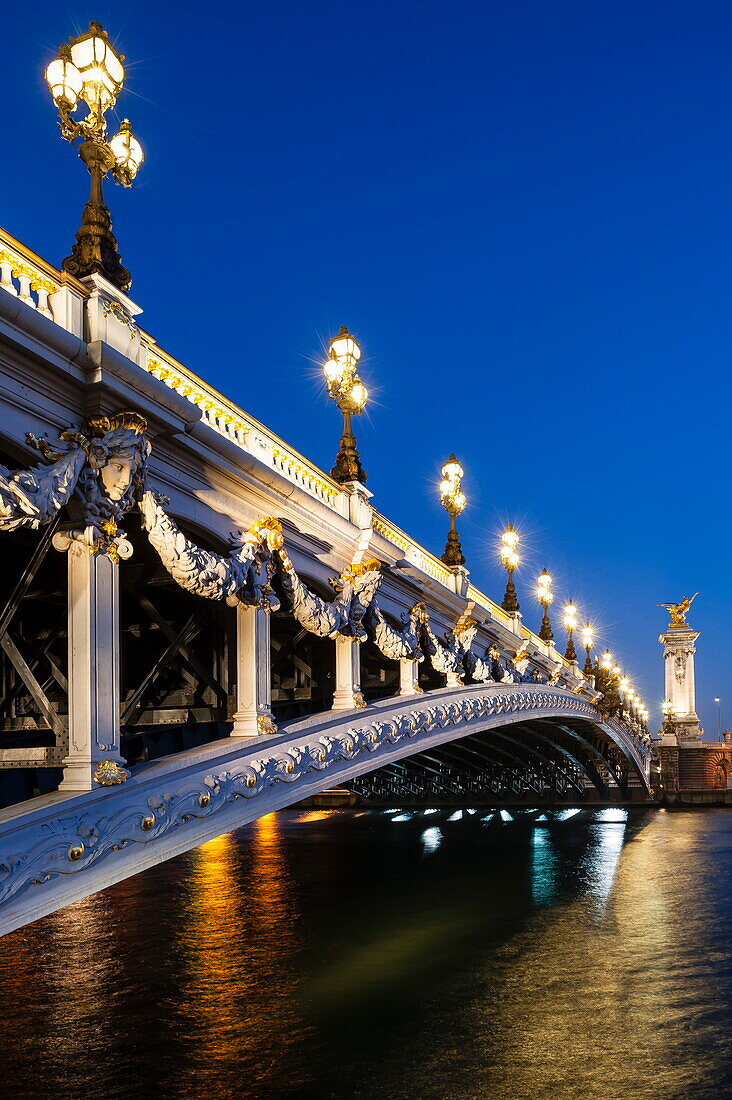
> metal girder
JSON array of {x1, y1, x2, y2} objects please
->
[
  {"x1": 129, "y1": 591, "x2": 228, "y2": 707},
  {"x1": 0, "y1": 517, "x2": 60, "y2": 644},
  {"x1": 0, "y1": 633, "x2": 64, "y2": 737},
  {"x1": 120, "y1": 612, "x2": 201, "y2": 724},
  {"x1": 554, "y1": 722, "x2": 626, "y2": 793}
]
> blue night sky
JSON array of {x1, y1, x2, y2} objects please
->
[{"x1": 3, "y1": 1, "x2": 731, "y2": 736}]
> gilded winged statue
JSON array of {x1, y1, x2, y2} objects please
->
[{"x1": 658, "y1": 593, "x2": 698, "y2": 626}]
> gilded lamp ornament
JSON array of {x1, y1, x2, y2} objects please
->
[
  {"x1": 499, "y1": 524, "x2": 520, "y2": 613},
  {"x1": 323, "y1": 326, "x2": 368, "y2": 484},
  {"x1": 439, "y1": 455, "x2": 466, "y2": 568},
  {"x1": 536, "y1": 569, "x2": 554, "y2": 642},
  {"x1": 45, "y1": 23, "x2": 144, "y2": 291}
]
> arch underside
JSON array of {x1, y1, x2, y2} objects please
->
[{"x1": 348, "y1": 716, "x2": 646, "y2": 804}]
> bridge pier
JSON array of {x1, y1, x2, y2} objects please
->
[
  {"x1": 332, "y1": 635, "x2": 364, "y2": 710},
  {"x1": 231, "y1": 604, "x2": 276, "y2": 737},
  {"x1": 55, "y1": 531, "x2": 125, "y2": 790},
  {"x1": 398, "y1": 658, "x2": 421, "y2": 696}
]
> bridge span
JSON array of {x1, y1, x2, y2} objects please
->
[
  {"x1": 0, "y1": 224, "x2": 654, "y2": 933},
  {"x1": 0, "y1": 682, "x2": 650, "y2": 936}
]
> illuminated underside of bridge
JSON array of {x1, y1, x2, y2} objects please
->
[{"x1": 350, "y1": 716, "x2": 643, "y2": 804}]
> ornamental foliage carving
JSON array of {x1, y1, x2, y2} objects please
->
[{"x1": 141, "y1": 493, "x2": 281, "y2": 611}]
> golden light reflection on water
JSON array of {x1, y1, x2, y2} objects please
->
[{"x1": 169, "y1": 814, "x2": 312, "y2": 1095}]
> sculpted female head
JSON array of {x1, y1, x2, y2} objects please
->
[{"x1": 87, "y1": 412, "x2": 151, "y2": 508}]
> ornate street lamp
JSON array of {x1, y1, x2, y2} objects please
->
[
  {"x1": 439, "y1": 454, "x2": 466, "y2": 567},
  {"x1": 45, "y1": 23, "x2": 144, "y2": 291},
  {"x1": 323, "y1": 326, "x2": 368, "y2": 484},
  {"x1": 499, "y1": 525, "x2": 520, "y2": 613},
  {"x1": 536, "y1": 569, "x2": 554, "y2": 642},
  {"x1": 562, "y1": 600, "x2": 578, "y2": 661},
  {"x1": 581, "y1": 622, "x2": 594, "y2": 674}
]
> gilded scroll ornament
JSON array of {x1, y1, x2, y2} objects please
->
[{"x1": 93, "y1": 759, "x2": 130, "y2": 786}]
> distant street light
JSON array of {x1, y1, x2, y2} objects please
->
[
  {"x1": 563, "y1": 600, "x2": 578, "y2": 661},
  {"x1": 46, "y1": 22, "x2": 143, "y2": 290},
  {"x1": 581, "y1": 622, "x2": 594, "y2": 675},
  {"x1": 715, "y1": 696, "x2": 721, "y2": 738},
  {"x1": 536, "y1": 569, "x2": 554, "y2": 642},
  {"x1": 499, "y1": 525, "x2": 520, "y2": 613},
  {"x1": 439, "y1": 455, "x2": 466, "y2": 567},
  {"x1": 323, "y1": 326, "x2": 368, "y2": 484}
]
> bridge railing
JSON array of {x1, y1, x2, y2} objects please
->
[{"x1": 0, "y1": 227, "x2": 87, "y2": 337}]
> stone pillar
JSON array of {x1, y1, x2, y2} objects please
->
[
  {"x1": 398, "y1": 658, "x2": 421, "y2": 696},
  {"x1": 332, "y1": 635, "x2": 365, "y2": 710},
  {"x1": 659, "y1": 625, "x2": 701, "y2": 741},
  {"x1": 55, "y1": 532, "x2": 127, "y2": 791},
  {"x1": 231, "y1": 604, "x2": 276, "y2": 737},
  {"x1": 508, "y1": 611, "x2": 523, "y2": 637}
]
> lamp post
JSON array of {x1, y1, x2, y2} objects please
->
[
  {"x1": 323, "y1": 326, "x2": 368, "y2": 484},
  {"x1": 45, "y1": 23, "x2": 143, "y2": 291},
  {"x1": 563, "y1": 600, "x2": 578, "y2": 661},
  {"x1": 536, "y1": 569, "x2": 554, "y2": 642},
  {"x1": 439, "y1": 455, "x2": 466, "y2": 567},
  {"x1": 499, "y1": 525, "x2": 520, "y2": 613},
  {"x1": 581, "y1": 622, "x2": 594, "y2": 675},
  {"x1": 715, "y1": 696, "x2": 721, "y2": 738}
]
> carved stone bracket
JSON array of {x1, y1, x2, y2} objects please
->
[{"x1": 141, "y1": 495, "x2": 281, "y2": 611}]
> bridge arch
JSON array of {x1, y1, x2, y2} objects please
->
[{"x1": 0, "y1": 681, "x2": 653, "y2": 934}]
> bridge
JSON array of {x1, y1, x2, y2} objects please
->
[{"x1": 0, "y1": 222, "x2": 654, "y2": 935}]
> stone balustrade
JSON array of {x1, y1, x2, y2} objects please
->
[{"x1": 0, "y1": 228, "x2": 86, "y2": 337}]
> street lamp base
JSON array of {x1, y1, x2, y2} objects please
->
[{"x1": 62, "y1": 143, "x2": 131, "y2": 291}]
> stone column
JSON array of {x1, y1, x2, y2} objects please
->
[
  {"x1": 398, "y1": 658, "x2": 421, "y2": 696},
  {"x1": 231, "y1": 604, "x2": 276, "y2": 737},
  {"x1": 55, "y1": 531, "x2": 127, "y2": 791},
  {"x1": 332, "y1": 635, "x2": 365, "y2": 710},
  {"x1": 659, "y1": 625, "x2": 701, "y2": 741}
]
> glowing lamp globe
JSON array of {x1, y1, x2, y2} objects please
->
[
  {"x1": 329, "y1": 326, "x2": 361, "y2": 368},
  {"x1": 109, "y1": 120, "x2": 143, "y2": 183},
  {"x1": 442, "y1": 455, "x2": 464, "y2": 482},
  {"x1": 69, "y1": 23, "x2": 125, "y2": 110},
  {"x1": 324, "y1": 358, "x2": 342, "y2": 382},
  {"x1": 45, "y1": 53, "x2": 83, "y2": 109},
  {"x1": 350, "y1": 380, "x2": 368, "y2": 410}
]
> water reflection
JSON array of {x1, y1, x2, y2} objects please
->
[
  {"x1": 170, "y1": 814, "x2": 310, "y2": 1095},
  {"x1": 531, "y1": 827, "x2": 558, "y2": 906},
  {"x1": 0, "y1": 810, "x2": 730, "y2": 1099},
  {"x1": 420, "y1": 826, "x2": 442, "y2": 854}
]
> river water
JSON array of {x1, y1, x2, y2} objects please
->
[{"x1": 0, "y1": 807, "x2": 730, "y2": 1100}]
